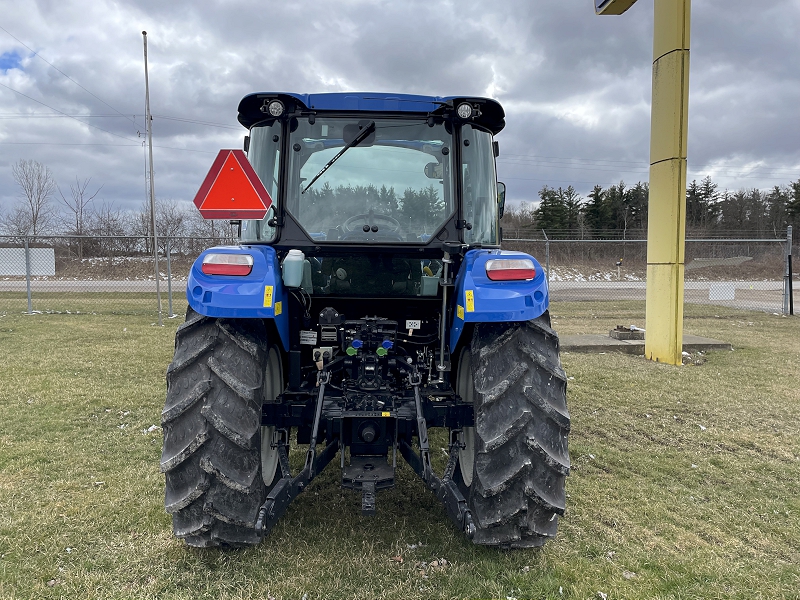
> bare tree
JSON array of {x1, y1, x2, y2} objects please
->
[
  {"x1": 91, "y1": 200, "x2": 130, "y2": 267},
  {"x1": 58, "y1": 177, "x2": 103, "y2": 259},
  {"x1": 92, "y1": 200, "x2": 127, "y2": 238},
  {"x1": 130, "y1": 199, "x2": 158, "y2": 252},
  {"x1": 156, "y1": 199, "x2": 189, "y2": 243},
  {"x1": 0, "y1": 205, "x2": 35, "y2": 242},
  {"x1": 7, "y1": 159, "x2": 57, "y2": 238},
  {"x1": 185, "y1": 209, "x2": 238, "y2": 249},
  {"x1": 129, "y1": 200, "x2": 152, "y2": 239},
  {"x1": 131, "y1": 198, "x2": 194, "y2": 253}
]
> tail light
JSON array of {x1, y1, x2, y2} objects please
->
[
  {"x1": 485, "y1": 258, "x2": 536, "y2": 281},
  {"x1": 201, "y1": 253, "x2": 254, "y2": 276}
]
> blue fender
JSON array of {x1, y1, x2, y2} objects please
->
[
  {"x1": 449, "y1": 249, "x2": 550, "y2": 351},
  {"x1": 186, "y1": 245, "x2": 290, "y2": 351}
]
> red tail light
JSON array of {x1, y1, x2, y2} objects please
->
[
  {"x1": 201, "y1": 253, "x2": 254, "y2": 276},
  {"x1": 485, "y1": 258, "x2": 536, "y2": 281}
]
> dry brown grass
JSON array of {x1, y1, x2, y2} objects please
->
[{"x1": 0, "y1": 305, "x2": 798, "y2": 599}]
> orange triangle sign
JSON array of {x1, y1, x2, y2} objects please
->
[{"x1": 193, "y1": 149, "x2": 272, "y2": 220}]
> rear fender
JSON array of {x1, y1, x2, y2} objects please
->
[
  {"x1": 449, "y1": 249, "x2": 549, "y2": 350},
  {"x1": 186, "y1": 245, "x2": 289, "y2": 351}
]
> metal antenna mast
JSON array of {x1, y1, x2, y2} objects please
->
[{"x1": 143, "y1": 31, "x2": 162, "y2": 326}]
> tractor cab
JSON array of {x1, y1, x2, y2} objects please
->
[{"x1": 237, "y1": 93, "x2": 505, "y2": 296}]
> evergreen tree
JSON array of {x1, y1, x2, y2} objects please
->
[
  {"x1": 686, "y1": 176, "x2": 720, "y2": 231},
  {"x1": 747, "y1": 188, "x2": 769, "y2": 235},
  {"x1": 534, "y1": 186, "x2": 567, "y2": 233},
  {"x1": 583, "y1": 185, "x2": 610, "y2": 234},
  {"x1": 625, "y1": 181, "x2": 649, "y2": 231},
  {"x1": 605, "y1": 181, "x2": 627, "y2": 231},
  {"x1": 377, "y1": 185, "x2": 398, "y2": 215},
  {"x1": 766, "y1": 185, "x2": 789, "y2": 235},
  {"x1": 787, "y1": 179, "x2": 800, "y2": 227},
  {"x1": 686, "y1": 179, "x2": 702, "y2": 228},
  {"x1": 719, "y1": 189, "x2": 751, "y2": 231},
  {"x1": 505, "y1": 177, "x2": 798, "y2": 238},
  {"x1": 699, "y1": 175, "x2": 720, "y2": 227},
  {"x1": 399, "y1": 185, "x2": 443, "y2": 233},
  {"x1": 560, "y1": 186, "x2": 583, "y2": 233}
]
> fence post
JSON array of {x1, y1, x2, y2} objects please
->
[
  {"x1": 166, "y1": 237, "x2": 173, "y2": 317},
  {"x1": 542, "y1": 229, "x2": 550, "y2": 287},
  {"x1": 786, "y1": 225, "x2": 793, "y2": 315},
  {"x1": 24, "y1": 236, "x2": 32, "y2": 314}
]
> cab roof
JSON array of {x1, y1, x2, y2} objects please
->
[{"x1": 237, "y1": 92, "x2": 505, "y2": 134}]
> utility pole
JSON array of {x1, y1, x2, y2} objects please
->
[
  {"x1": 143, "y1": 31, "x2": 163, "y2": 326},
  {"x1": 597, "y1": 0, "x2": 691, "y2": 365}
]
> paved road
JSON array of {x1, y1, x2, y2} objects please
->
[
  {"x1": 0, "y1": 280, "x2": 184, "y2": 292},
  {"x1": 549, "y1": 280, "x2": 790, "y2": 290},
  {"x1": 1, "y1": 278, "x2": 797, "y2": 312},
  {"x1": 549, "y1": 279, "x2": 798, "y2": 312}
]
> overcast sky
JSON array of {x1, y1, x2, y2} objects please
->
[{"x1": 1, "y1": 0, "x2": 798, "y2": 220}]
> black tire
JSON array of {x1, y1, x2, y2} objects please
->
[
  {"x1": 160, "y1": 308, "x2": 278, "y2": 548},
  {"x1": 455, "y1": 312, "x2": 570, "y2": 548}
]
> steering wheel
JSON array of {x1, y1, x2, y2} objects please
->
[{"x1": 342, "y1": 213, "x2": 401, "y2": 233}]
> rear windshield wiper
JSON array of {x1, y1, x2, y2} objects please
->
[{"x1": 301, "y1": 120, "x2": 376, "y2": 194}]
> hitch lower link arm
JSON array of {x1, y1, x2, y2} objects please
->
[
  {"x1": 255, "y1": 369, "x2": 339, "y2": 536},
  {"x1": 406, "y1": 371, "x2": 476, "y2": 538},
  {"x1": 410, "y1": 371, "x2": 433, "y2": 482}
]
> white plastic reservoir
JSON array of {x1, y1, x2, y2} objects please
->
[{"x1": 282, "y1": 249, "x2": 305, "y2": 288}]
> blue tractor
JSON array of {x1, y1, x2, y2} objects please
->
[{"x1": 160, "y1": 93, "x2": 570, "y2": 548}]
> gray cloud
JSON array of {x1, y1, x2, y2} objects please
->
[{"x1": 1, "y1": 0, "x2": 798, "y2": 219}]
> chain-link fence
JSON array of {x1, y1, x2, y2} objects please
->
[
  {"x1": 1, "y1": 231, "x2": 796, "y2": 319},
  {"x1": 503, "y1": 227, "x2": 796, "y2": 318},
  {"x1": 0, "y1": 235, "x2": 235, "y2": 317}
]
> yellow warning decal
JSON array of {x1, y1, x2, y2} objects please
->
[
  {"x1": 465, "y1": 290, "x2": 474, "y2": 312},
  {"x1": 274, "y1": 301, "x2": 282, "y2": 316},
  {"x1": 457, "y1": 305, "x2": 465, "y2": 320},
  {"x1": 263, "y1": 285, "x2": 273, "y2": 308},
  {"x1": 381, "y1": 411, "x2": 390, "y2": 417}
]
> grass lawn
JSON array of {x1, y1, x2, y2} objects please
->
[
  {"x1": 0, "y1": 301, "x2": 798, "y2": 599},
  {"x1": 0, "y1": 292, "x2": 186, "y2": 317}
]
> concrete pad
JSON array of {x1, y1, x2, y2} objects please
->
[{"x1": 561, "y1": 333, "x2": 731, "y2": 354}]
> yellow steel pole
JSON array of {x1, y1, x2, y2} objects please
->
[{"x1": 644, "y1": 0, "x2": 690, "y2": 364}]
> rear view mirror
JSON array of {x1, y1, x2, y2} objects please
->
[
  {"x1": 343, "y1": 120, "x2": 376, "y2": 147},
  {"x1": 497, "y1": 181, "x2": 506, "y2": 219},
  {"x1": 424, "y1": 161, "x2": 443, "y2": 179}
]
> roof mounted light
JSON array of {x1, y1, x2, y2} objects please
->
[
  {"x1": 201, "y1": 253, "x2": 254, "y2": 276},
  {"x1": 456, "y1": 102, "x2": 474, "y2": 120},
  {"x1": 261, "y1": 99, "x2": 285, "y2": 117}
]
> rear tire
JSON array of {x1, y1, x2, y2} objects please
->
[
  {"x1": 455, "y1": 313, "x2": 570, "y2": 548},
  {"x1": 160, "y1": 308, "x2": 280, "y2": 548}
]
